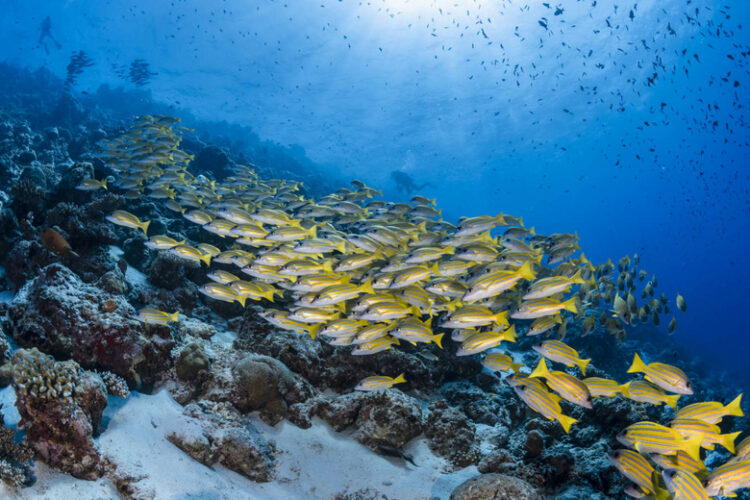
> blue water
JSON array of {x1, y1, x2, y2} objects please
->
[{"x1": 1, "y1": 0, "x2": 748, "y2": 375}]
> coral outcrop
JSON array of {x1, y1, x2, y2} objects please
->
[
  {"x1": 166, "y1": 400, "x2": 275, "y2": 482},
  {"x1": 7, "y1": 264, "x2": 174, "y2": 388},
  {"x1": 10, "y1": 348, "x2": 107, "y2": 479},
  {"x1": 450, "y1": 473, "x2": 542, "y2": 500}
]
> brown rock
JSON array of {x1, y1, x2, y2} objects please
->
[{"x1": 450, "y1": 473, "x2": 542, "y2": 500}]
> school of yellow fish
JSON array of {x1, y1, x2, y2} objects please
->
[{"x1": 89, "y1": 115, "x2": 746, "y2": 499}]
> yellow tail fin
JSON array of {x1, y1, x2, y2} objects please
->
[
  {"x1": 619, "y1": 382, "x2": 632, "y2": 398},
  {"x1": 360, "y1": 278, "x2": 375, "y2": 295},
  {"x1": 236, "y1": 293, "x2": 247, "y2": 308},
  {"x1": 493, "y1": 310, "x2": 509, "y2": 327},
  {"x1": 140, "y1": 220, "x2": 151, "y2": 236},
  {"x1": 321, "y1": 260, "x2": 333, "y2": 273},
  {"x1": 169, "y1": 311, "x2": 180, "y2": 322},
  {"x1": 726, "y1": 393, "x2": 744, "y2": 417},
  {"x1": 503, "y1": 324, "x2": 517, "y2": 343},
  {"x1": 511, "y1": 362, "x2": 524, "y2": 373},
  {"x1": 308, "y1": 323, "x2": 321, "y2": 340},
  {"x1": 563, "y1": 297, "x2": 578, "y2": 314},
  {"x1": 557, "y1": 413, "x2": 577, "y2": 434},
  {"x1": 666, "y1": 394, "x2": 681, "y2": 410},
  {"x1": 571, "y1": 269, "x2": 585, "y2": 285},
  {"x1": 722, "y1": 431, "x2": 742, "y2": 454},
  {"x1": 628, "y1": 353, "x2": 646, "y2": 374},
  {"x1": 101, "y1": 178, "x2": 108, "y2": 190},
  {"x1": 518, "y1": 261, "x2": 536, "y2": 281},
  {"x1": 578, "y1": 358, "x2": 591, "y2": 376},
  {"x1": 530, "y1": 358, "x2": 550, "y2": 379},
  {"x1": 393, "y1": 373, "x2": 406, "y2": 384},
  {"x1": 262, "y1": 291, "x2": 275, "y2": 302},
  {"x1": 308, "y1": 225, "x2": 318, "y2": 239},
  {"x1": 682, "y1": 435, "x2": 703, "y2": 461},
  {"x1": 432, "y1": 333, "x2": 444, "y2": 349},
  {"x1": 428, "y1": 263, "x2": 441, "y2": 276},
  {"x1": 200, "y1": 252, "x2": 212, "y2": 267}
]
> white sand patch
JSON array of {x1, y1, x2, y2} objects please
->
[
  {"x1": 109, "y1": 245, "x2": 150, "y2": 290},
  {"x1": 0, "y1": 388, "x2": 476, "y2": 499}
]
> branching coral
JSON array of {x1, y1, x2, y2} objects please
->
[{"x1": 11, "y1": 347, "x2": 79, "y2": 401}]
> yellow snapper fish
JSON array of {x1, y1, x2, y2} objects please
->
[
  {"x1": 309, "y1": 280, "x2": 375, "y2": 307},
  {"x1": 582, "y1": 377, "x2": 622, "y2": 398},
  {"x1": 510, "y1": 297, "x2": 578, "y2": 320},
  {"x1": 627, "y1": 353, "x2": 693, "y2": 395},
  {"x1": 291, "y1": 272, "x2": 350, "y2": 292},
  {"x1": 441, "y1": 305, "x2": 509, "y2": 329},
  {"x1": 318, "y1": 319, "x2": 369, "y2": 338},
  {"x1": 288, "y1": 307, "x2": 341, "y2": 324},
  {"x1": 356, "y1": 301, "x2": 420, "y2": 322},
  {"x1": 529, "y1": 358, "x2": 593, "y2": 409},
  {"x1": 673, "y1": 394, "x2": 745, "y2": 424},
  {"x1": 170, "y1": 244, "x2": 212, "y2": 266},
  {"x1": 668, "y1": 418, "x2": 741, "y2": 452},
  {"x1": 351, "y1": 336, "x2": 400, "y2": 355},
  {"x1": 662, "y1": 469, "x2": 709, "y2": 500},
  {"x1": 617, "y1": 421, "x2": 703, "y2": 460},
  {"x1": 206, "y1": 269, "x2": 241, "y2": 285},
  {"x1": 258, "y1": 308, "x2": 321, "y2": 336},
  {"x1": 462, "y1": 262, "x2": 536, "y2": 302},
  {"x1": 135, "y1": 307, "x2": 179, "y2": 325},
  {"x1": 606, "y1": 449, "x2": 668, "y2": 500},
  {"x1": 456, "y1": 326, "x2": 517, "y2": 356},
  {"x1": 354, "y1": 373, "x2": 406, "y2": 391},
  {"x1": 704, "y1": 459, "x2": 750, "y2": 498},
  {"x1": 481, "y1": 352, "x2": 523, "y2": 373},
  {"x1": 526, "y1": 314, "x2": 562, "y2": 336},
  {"x1": 522, "y1": 270, "x2": 585, "y2": 300},
  {"x1": 106, "y1": 210, "x2": 151, "y2": 235},
  {"x1": 76, "y1": 178, "x2": 108, "y2": 191},
  {"x1": 228, "y1": 280, "x2": 276, "y2": 302},
  {"x1": 508, "y1": 376, "x2": 578, "y2": 433},
  {"x1": 390, "y1": 317, "x2": 444, "y2": 348},
  {"x1": 199, "y1": 282, "x2": 247, "y2": 307},
  {"x1": 620, "y1": 380, "x2": 681, "y2": 409},
  {"x1": 144, "y1": 234, "x2": 185, "y2": 250},
  {"x1": 532, "y1": 339, "x2": 591, "y2": 375},
  {"x1": 353, "y1": 321, "x2": 396, "y2": 344},
  {"x1": 649, "y1": 451, "x2": 708, "y2": 479}
]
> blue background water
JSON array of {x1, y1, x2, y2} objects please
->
[{"x1": 1, "y1": 0, "x2": 748, "y2": 376}]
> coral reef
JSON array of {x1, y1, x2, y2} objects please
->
[
  {"x1": 7, "y1": 264, "x2": 174, "y2": 388},
  {"x1": 10, "y1": 348, "x2": 107, "y2": 479}
]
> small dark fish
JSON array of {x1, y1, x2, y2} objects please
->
[
  {"x1": 374, "y1": 440, "x2": 416, "y2": 466},
  {"x1": 40, "y1": 228, "x2": 78, "y2": 258}
]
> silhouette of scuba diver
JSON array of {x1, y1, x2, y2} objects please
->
[
  {"x1": 38, "y1": 16, "x2": 61, "y2": 54},
  {"x1": 391, "y1": 171, "x2": 434, "y2": 195}
]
